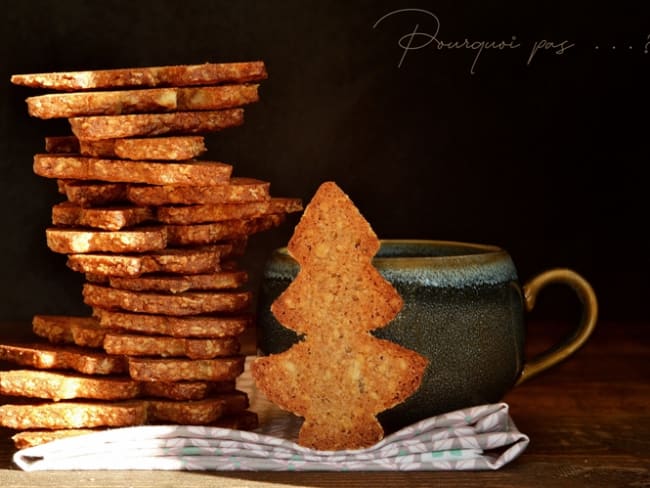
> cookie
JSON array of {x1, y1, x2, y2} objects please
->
[
  {"x1": 11, "y1": 61, "x2": 267, "y2": 90},
  {"x1": 252, "y1": 182, "x2": 428, "y2": 450}
]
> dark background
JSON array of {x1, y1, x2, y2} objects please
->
[{"x1": 0, "y1": 0, "x2": 647, "y2": 328}]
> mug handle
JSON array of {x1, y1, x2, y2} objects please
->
[{"x1": 516, "y1": 268, "x2": 598, "y2": 385}]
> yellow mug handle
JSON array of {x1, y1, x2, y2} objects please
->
[{"x1": 516, "y1": 268, "x2": 598, "y2": 385}]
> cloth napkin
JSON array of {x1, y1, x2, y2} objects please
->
[{"x1": 13, "y1": 401, "x2": 528, "y2": 471}]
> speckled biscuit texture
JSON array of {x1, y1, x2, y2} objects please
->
[{"x1": 252, "y1": 182, "x2": 428, "y2": 450}]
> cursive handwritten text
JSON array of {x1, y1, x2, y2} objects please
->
[
  {"x1": 374, "y1": 9, "x2": 576, "y2": 73},
  {"x1": 374, "y1": 9, "x2": 521, "y2": 74}
]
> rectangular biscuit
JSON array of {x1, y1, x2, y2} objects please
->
[
  {"x1": 13, "y1": 429, "x2": 100, "y2": 449},
  {"x1": 11, "y1": 408, "x2": 258, "y2": 449},
  {"x1": 128, "y1": 356, "x2": 246, "y2": 382},
  {"x1": 46, "y1": 226, "x2": 167, "y2": 254},
  {"x1": 34, "y1": 154, "x2": 232, "y2": 186},
  {"x1": 59, "y1": 180, "x2": 128, "y2": 207},
  {"x1": 166, "y1": 214, "x2": 286, "y2": 246},
  {"x1": 66, "y1": 244, "x2": 237, "y2": 277},
  {"x1": 0, "y1": 369, "x2": 233, "y2": 404},
  {"x1": 0, "y1": 401, "x2": 148, "y2": 430},
  {"x1": 11, "y1": 61, "x2": 268, "y2": 90},
  {"x1": 0, "y1": 395, "x2": 246, "y2": 430},
  {"x1": 102, "y1": 333, "x2": 240, "y2": 359},
  {"x1": 9, "y1": 408, "x2": 257, "y2": 449},
  {"x1": 52, "y1": 201, "x2": 154, "y2": 231},
  {"x1": 27, "y1": 84, "x2": 259, "y2": 119},
  {"x1": 32, "y1": 315, "x2": 107, "y2": 348},
  {"x1": 126, "y1": 177, "x2": 271, "y2": 205},
  {"x1": 107, "y1": 270, "x2": 248, "y2": 293},
  {"x1": 156, "y1": 197, "x2": 303, "y2": 224},
  {"x1": 69, "y1": 109, "x2": 244, "y2": 140},
  {"x1": 140, "y1": 380, "x2": 236, "y2": 401},
  {"x1": 0, "y1": 370, "x2": 140, "y2": 402},
  {"x1": 0, "y1": 343, "x2": 127, "y2": 375},
  {"x1": 80, "y1": 136, "x2": 206, "y2": 161},
  {"x1": 93, "y1": 309, "x2": 251, "y2": 338},
  {"x1": 82, "y1": 283, "x2": 251, "y2": 316}
]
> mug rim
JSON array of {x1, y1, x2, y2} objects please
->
[
  {"x1": 272, "y1": 239, "x2": 506, "y2": 259},
  {"x1": 266, "y1": 239, "x2": 518, "y2": 286}
]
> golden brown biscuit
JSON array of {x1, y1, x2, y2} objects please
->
[
  {"x1": 69, "y1": 109, "x2": 243, "y2": 140},
  {"x1": 128, "y1": 356, "x2": 245, "y2": 382},
  {"x1": 59, "y1": 180, "x2": 128, "y2": 207},
  {"x1": 82, "y1": 283, "x2": 251, "y2": 316},
  {"x1": 0, "y1": 370, "x2": 141, "y2": 401},
  {"x1": 157, "y1": 197, "x2": 303, "y2": 224},
  {"x1": 126, "y1": 177, "x2": 271, "y2": 205},
  {"x1": 52, "y1": 201, "x2": 154, "y2": 231},
  {"x1": 11, "y1": 61, "x2": 267, "y2": 90},
  {"x1": 0, "y1": 343, "x2": 127, "y2": 375},
  {"x1": 26, "y1": 85, "x2": 259, "y2": 119},
  {"x1": 102, "y1": 333, "x2": 240, "y2": 359},
  {"x1": 0, "y1": 401, "x2": 148, "y2": 430},
  {"x1": 106, "y1": 270, "x2": 248, "y2": 293},
  {"x1": 66, "y1": 244, "x2": 236, "y2": 277},
  {"x1": 34, "y1": 154, "x2": 232, "y2": 185},
  {"x1": 10, "y1": 408, "x2": 258, "y2": 449},
  {"x1": 80, "y1": 136, "x2": 206, "y2": 160},
  {"x1": 165, "y1": 214, "x2": 285, "y2": 246},
  {"x1": 93, "y1": 309, "x2": 251, "y2": 338},
  {"x1": 252, "y1": 182, "x2": 428, "y2": 450},
  {"x1": 32, "y1": 315, "x2": 107, "y2": 348},
  {"x1": 46, "y1": 226, "x2": 167, "y2": 254},
  {"x1": 0, "y1": 391, "x2": 249, "y2": 430}
]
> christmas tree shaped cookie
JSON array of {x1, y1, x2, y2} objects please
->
[{"x1": 252, "y1": 182, "x2": 428, "y2": 450}]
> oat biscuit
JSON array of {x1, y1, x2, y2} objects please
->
[
  {"x1": 0, "y1": 370, "x2": 141, "y2": 402},
  {"x1": 252, "y1": 182, "x2": 428, "y2": 450},
  {"x1": 69, "y1": 109, "x2": 244, "y2": 140},
  {"x1": 34, "y1": 154, "x2": 232, "y2": 185},
  {"x1": 0, "y1": 401, "x2": 148, "y2": 430},
  {"x1": 32, "y1": 315, "x2": 107, "y2": 348},
  {"x1": 26, "y1": 85, "x2": 260, "y2": 119},
  {"x1": 52, "y1": 202, "x2": 154, "y2": 231},
  {"x1": 102, "y1": 333, "x2": 240, "y2": 359},
  {"x1": 157, "y1": 197, "x2": 303, "y2": 224},
  {"x1": 59, "y1": 180, "x2": 128, "y2": 207},
  {"x1": 10, "y1": 408, "x2": 258, "y2": 449},
  {"x1": 141, "y1": 380, "x2": 236, "y2": 401},
  {"x1": 94, "y1": 309, "x2": 251, "y2": 338},
  {"x1": 82, "y1": 284, "x2": 251, "y2": 316},
  {"x1": 11, "y1": 61, "x2": 268, "y2": 90},
  {"x1": 165, "y1": 214, "x2": 285, "y2": 246},
  {"x1": 107, "y1": 270, "x2": 248, "y2": 293},
  {"x1": 128, "y1": 356, "x2": 246, "y2": 382},
  {"x1": 46, "y1": 226, "x2": 167, "y2": 254},
  {"x1": 12, "y1": 429, "x2": 99, "y2": 449},
  {"x1": 66, "y1": 245, "x2": 235, "y2": 277},
  {"x1": 0, "y1": 343, "x2": 127, "y2": 375},
  {"x1": 126, "y1": 177, "x2": 271, "y2": 205},
  {"x1": 80, "y1": 136, "x2": 207, "y2": 160}
]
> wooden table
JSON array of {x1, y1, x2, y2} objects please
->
[{"x1": 0, "y1": 319, "x2": 648, "y2": 487}]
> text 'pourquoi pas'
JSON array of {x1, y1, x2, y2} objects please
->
[{"x1": 374, "y1": 8, "x2": 574, "y2": 74}]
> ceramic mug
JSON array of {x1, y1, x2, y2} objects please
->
[{"x1": 256, "y1": 239, "x2": 598, "y2": 432}]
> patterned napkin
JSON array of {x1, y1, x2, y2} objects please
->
[{"x1": 13, "y1": 401, "x2": 528, "y2": 471}]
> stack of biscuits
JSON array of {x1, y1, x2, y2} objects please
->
[{"x1": 0, "y1": 61, "x2": 302, "y2": 448}]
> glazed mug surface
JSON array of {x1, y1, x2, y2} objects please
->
[{"x1": 256, "y1": 239, "x2": 598, "y2": 431}]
